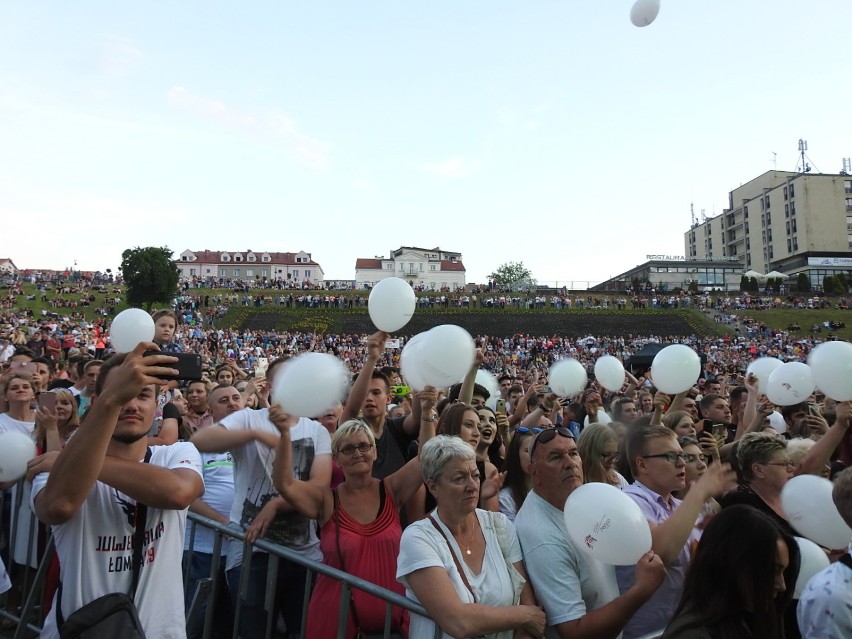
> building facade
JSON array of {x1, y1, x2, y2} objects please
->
[
  {"x1": 354, "y1": 246, "x2": 466, "y2": 289},
  {"x1": 684, "y1": 170, "x2": 852, "y2": 290},
  {"x1": 591, "y1": 256, "x2": 745, "y2": 293},
  {"x1": 175, "y1": 249, "x2": 324, "y2": 285}
]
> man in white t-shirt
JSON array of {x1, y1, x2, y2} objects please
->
[
  {"x1": 515, "y1": 427, "x2": 665, "y2": 639},
  {"x1": 32, "y1": 344, "x2": 204, "y2": 639},
  {"x1": 192, "y1": 358, "x2": 332, "y2": 639}
]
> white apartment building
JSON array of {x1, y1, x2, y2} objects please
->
[
  {"x1": 354, "y1": 246, "x2": 466, "y2": 289},
  {"x1": 685, "y1": 170, "x2": 852, "y2": 290},
  {"x1": 175, "y1": 249, "x2": 324, "y2": 285}
]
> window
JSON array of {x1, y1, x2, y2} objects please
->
[
  {"x1": 233, "y1": 269, "x2": 240, "y2": 276},
  {"x1": 792, "y1": 238, "x2": 798, "y2": 251},
  {"x1": 205, "y1": 268, "x2": 211, "y2": 274},
  {"x1": 846, "y1": 198, "x2": 852, "y2": 212},
  {"x1": 847, "y1": 216, "x2": 852, "y2": 232},
  {"x1": 262, "y1": 255, "x2": 271, "y2": 262},
  {"x1": 246, "y1": 269, "x2": 253, "y2": 277},
  {"x1": 789, "y1": 183, "x2": 795, "y2": 197},
  {"x1": 247, "y1": 255, "x2": 256, "y2": 262},
  {"x1": 744, "y1": 205, "x2": 749, "y2": 218},
  {"x1": 766, "y1": 212, "x2": 771, "y2": 225},
  {"x1": 792, "y1": 219, "x2": 797, "y2": 232},
  {"x1": 783, "y1": 187, "x2": 788, "y2": 200},
  {"x1": 768, "y1": 246, "x2": 774, "y2": 259},
  {"x1": 234, "y1": 255, "x2": 242, "y2": 262},
  {"x1": 786, "y1": 221, "x2": 790, "y2": 234},
  {"x1": 785, "y1": 204, "x2": 789, "y2": 217},
  {"x1": 787, "y1": 240, "x2": 792, "y2": 252},
  {"x1": 430, "y1": 265, "x2": 436, "y2": 271},
  {"x1": 790, "y1": 202, "x2": 796, "y2": 216},
  {"x1": 293, "y1": 270, "x2": 299, "y2": 277},
  {"x1": 845, "y1": 180, "x2": 852, "y2": 194},
  {"x1": 189, "y1": 268, "x2": 196, "y2": 276},
  {"x1": 181, "y1": 256, "x2": 189, "y2": 261},
  {"x1": 760, "y1": 198, "x2": 765, "y2": 211},
  {"x1": 386, "y1": 263, "x2": 393, "y2": 269},
  {"x1": 849, "y1": 234, "x2": 852, "y2": 248},
  {"x1": 221, "y1": 254, "x2": 230, "y2": 262},
  {"x1": 261, "y1": 269, "x2": 268, "y2": 277},
  {"x1": 765, "y1": 196, "x2": 770, "y2": 209},
  {"x1": 746, "y1": 238, "x2": 750, "y2": 250},
  {"x1": 305, "y1": 270, "x2": 311, "y2": 278}
]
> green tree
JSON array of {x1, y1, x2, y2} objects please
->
[
  {"x1": 688, "y1": 280, "x2": 699, "y2": 294},
  {"x1": 120, "y1": 246, "x2": 180, "y2": 312},
  {"x1": 740, "y1": 275, "x2": 748, "y2": 291},
  {"x1": 796, "y1": 272, "x2": 811, "y2": 292},
  {"x1": 488, "y1": 261, "x2": 537, "y2": 291},
  {"x1": 748, "y1": 276, "x2": 759, "y2": 292}
]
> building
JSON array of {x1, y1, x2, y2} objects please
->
[
  {"x1": 0, "y1": 259, "x2": 19, "y2": 276},
  {"x1": 175, "y1": 249, "x2": 324, "y2": 285},
  {"x1": 354, "y1": 246, "x2": 466, "y2": 289},
  {"x1": 685, "y1": 170, "x2": 852, "y2": 291},
  {"x1": 591, "y1": 255, "x2": 745, "y2": 293}
]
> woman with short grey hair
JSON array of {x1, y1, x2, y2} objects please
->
[{"x1": 397, "y1": 435, "x2": 545, "y2": 639}]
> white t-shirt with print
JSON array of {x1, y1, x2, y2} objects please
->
[
  {"x1": 218, "y1": 407, "x2": 330, "y2": 569},
  {"x1": 32, "y1": 442, "x2": 202, "y2": 639}
]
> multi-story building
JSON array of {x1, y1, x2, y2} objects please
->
[
  {"x1": 175, "y1": 249, "x2": 324, "y2": 285},
  {"x1": 685, "y1": 170, "x2": 852, "y2": 290},
  {"x1": 354, "y1": 246, "x2": 466, "y2": 289}
]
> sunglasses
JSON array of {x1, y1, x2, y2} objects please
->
[
  {"x1": 514, "y1": 427, "x2": 542, "y2": 435},
  {"x1": 530, "y1": 426, "x2": 574, "y2": 459}
]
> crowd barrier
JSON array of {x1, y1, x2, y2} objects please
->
[
  {"x1": 0, "y1": 486, "x2": 439, "y2": 639},
  {"x1": 1, "y1": 486, "x2": 666, "y2": 639}
]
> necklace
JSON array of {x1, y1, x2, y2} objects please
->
[{"x1": 456, "y1": 518, "x2": 477, "y2": 556}]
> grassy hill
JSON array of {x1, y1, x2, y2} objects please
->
[{"x1": 5, "y1": 282, "x2": 852, "y2": 340}]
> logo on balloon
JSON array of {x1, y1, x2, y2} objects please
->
[
  {"x1": 584, "y1": 535, "x2": 598, "y2": 550},
  {"x1": 593, "y1": 515, "x2": 611, "y2": 535}
]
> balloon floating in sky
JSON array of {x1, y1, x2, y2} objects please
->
[{"x1": 630, "y1": 0, "x2": 661, "y2": 27}]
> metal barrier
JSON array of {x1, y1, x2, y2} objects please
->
[{"x1": 0, "y1": 487, "x2": 440, "y2": 639}]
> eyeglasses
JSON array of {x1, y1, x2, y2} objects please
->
[
  {"x1": 683, "y1": 453, "x2": 707, "y2": 464},
  {"x1": 337, "y1": 443, "x2": 374, "y2": 456},
  {"x1": 763, "y1": 460, "x2": 795, "y2": 470},
  {"x1": 600, "y1": 452, "x2": 621, "y2": 463},
  {"x1": 642, "y1": 452, "x2": 686, "y2": 465},
  {"x1": 514, "y1": 427, "x2": 542, "y2": 434},
  {"x1": 530, "y1": 426, "x2": 574, "y2": 459}
]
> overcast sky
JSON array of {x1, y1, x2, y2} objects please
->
[{"x1": 2, "y1": 1, "x2": 851, "y2": 287}]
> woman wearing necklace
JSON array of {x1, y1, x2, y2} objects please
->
[{"x1": 397, "y1": 435, "x2": 546, "y2": 639}]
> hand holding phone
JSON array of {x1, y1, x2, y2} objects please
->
[{"x1": 38, "y1": 391, "x2": 56, "y2": 413}]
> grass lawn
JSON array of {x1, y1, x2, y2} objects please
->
[{"x1": 731, "y1": 308, "x2": 852, "y2": 341}]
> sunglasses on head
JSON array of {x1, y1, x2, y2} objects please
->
[
  {"x1": 530, "y1": 426, "x2": 574, "y2": 459},
  {"x1": 514, "y1": 427, "x2": 542, "y2": 435}
]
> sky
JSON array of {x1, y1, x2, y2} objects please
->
[{"x1": 2, "y1": 1, "x2": 852, "y2": 288}]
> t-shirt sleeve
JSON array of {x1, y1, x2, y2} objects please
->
[
  {"x1": 311, "y1": 420, "x2": 332, "y2": 456},
  {"x1": 157, "y1": 441, "x2": 203, "y2": 479},
  {"x1": 162, "y1": 402, "x2": 181, "y2": 420},
  {"x1": 519, "y1": 525, "x2": 588, "y2": 626},
  {"x1": 494, "y1": 512, "x2": 523, "y2": 564},
  {"x1": 396, "y1": 521, "x2": 449, "y2": 582},
  {"x1": 30, "y1": 471, "x2": 49, "y2": 506}
]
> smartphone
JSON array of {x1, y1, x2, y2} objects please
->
[
  {"x1": 12, "y1": 361, "x2": 38, "y2": 376},
  {"x1": 254, "y1": 357, "x2": 268, "y2": 378},
  {"x1": 390, "y1": 385, "x2": 410, "y2": 397},
  {"x1": 38, "y1": 392, "x2": 56, "y2": 412},
  {"x1": 143, "y1": 351, "x2": 203, "y2": 380},
  {"x1": 710, "y1": 422, "x2": 727, "y2": 441},
  {"x1": 539, "y1": 386, "x2": 553, "y2": 394},
  {"x1": 496, "y1": 399, "x2": 507, "y2": 415},
  {"x1": 808, "y1": 403, "x2": 819, "y2": 416}
]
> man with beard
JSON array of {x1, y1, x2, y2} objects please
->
[{"x1": 32, "y1": 344, "x2": 203, "y2": 639}]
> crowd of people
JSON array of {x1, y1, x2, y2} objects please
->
[{"x1": 0, "y1": 296, "x2": 851, "y2": 638}]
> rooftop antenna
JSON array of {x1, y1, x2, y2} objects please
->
[
  {"x1": 796, "y1": 139, "x2": 819, "y2": 173},
  {"x1": 690, "y1": 202, "x2": 698, "y2": 227},
  {"x1": 841, "y1": 158, "x2": 851, "y2": 175},
  {"x1": 701, "y1": 209, "x2": 707, "y2": 222},
  {"x1": 771, "y1": 151, "x2": 777, "y2": 170}
]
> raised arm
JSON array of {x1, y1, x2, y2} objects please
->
[
  {"x1": 796, "y1": 402, "x2": 851, "y2": 477},
  {"x1": 98, "y1": 458, "x2": 203, "y2": 510},
  {"x1": 340, "y1": 331, "x2": 387, "y2": 422},
  {"x1": 458, "y1": 349, "x2": 484, "y2": 406},
  {"x1": 35, "y1": 343, "x2": 179, "y2": 525},
  {"x1": 272, "y1": 408, "x2": 330, "y2": 521}
]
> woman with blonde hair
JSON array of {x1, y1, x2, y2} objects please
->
[{"x1": 577, "y1": 423, "x2": 629, "y2": 488}]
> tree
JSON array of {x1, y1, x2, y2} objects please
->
[
  {"x1": 740, "y1": 275, "x2": 748, "y2": 292},
  {"x1": 796, "y1": 272, "x2": 811, "y2": 292},
  {"x1": 120, "y1": 246, "x2": 180, "y2": 312},
  {"x1": 488, "y1": 261, "x2": 537, "y2": 291}
]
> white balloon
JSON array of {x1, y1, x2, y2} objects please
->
[
  {"x1": 475, "y1": 369, "x2": 500, "y2": 401},
  {"x1": 808, "y1": 341, "x2": 852, "y2": 401},
  {"x1": 417, "y1": 325, "x2": 476, "y2": 389},
  {"x1": 368, "y1": 278, "x2": 416, "y2": 333},
  {"x1": 767, "y1": 411, "x2": 787, "y2": 433},
  {"x1": 564, "y1": 483, "x2": 652, "y2": 565},
  {"x1": 272, "y1": 353, "x2": 350, "y2": 418},
  {"x1": 781, "y1": 475, "x2": 852, "y2": 550},
  {"x1": 109, "y1": 308, "x2": 156, "y2": 352},
  {"x1": 400, "y1": 333, "x2": 430, "y2": 392},
  {"x1": 746, "y1": 357, "x2": 783, "y2": 395},
  {"x1": 584, "y1": 409, "x2": 613, "y2": 427},
  {"x1": 765, "y1": 362, "x2": 815, "y2": 406},
  {"x1": 594, "y1": 356, "x2": 626, "y2": 392},
  {"x1": 549, "y1": 359, "x2": 588, "y2": 398},
  {"x1": 793, "y1": 536, "x2": 830, "y2": 598},
  {"x1": 630, "y1": 0, "x2": 660, "y2": 27},
  {"x1": 650, "y1": 344, "x2": 701, "y2": 394},
  {"x1": 0, "y1": 431, "x2": 36, "y2": 481}
]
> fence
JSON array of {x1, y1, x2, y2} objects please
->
[{"x1": 0, "y1": 488, "x2": 439, "y2": 639}]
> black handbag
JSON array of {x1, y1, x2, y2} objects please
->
[{"x1": 56, "y1": 449, "x2": 152, "y2": 639}]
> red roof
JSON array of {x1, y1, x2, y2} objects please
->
[
  {"x1": 441, "y1": 260, "x2": 466, "y2": 272},
  {"x1": 355, "y1": 258, "x2": 383, "y2": 269},
  {"x1": 181, "y1": 250, "x2": 319, "y2": 266}
]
